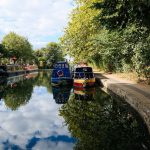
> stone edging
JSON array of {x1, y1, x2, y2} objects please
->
[{"x1": 96, "y1": 76, "x2": 150, "y2": 133}]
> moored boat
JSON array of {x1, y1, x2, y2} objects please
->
[
  {"x1": 73, "y1": 66, "x2": 95, "y2": 87},
  {"x1": 51, "y1": 61, "x2": 73, "y2": 86}
]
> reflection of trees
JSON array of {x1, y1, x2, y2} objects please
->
[
  {"x1": 0, "y1": 78, "x2": 7, "y2": 100},
  {"x1": 60, "y1": 89, "x2": 150, "y2": 150},
  {"x1": 34, "y1": 71, "x2": 52, "y2": 93},
  {"x1": 1, "y1": 71, "x2": 52, "y2": 110},
  {"x1": 3, "y1": 79, "x2": 33, "y2": 110}
]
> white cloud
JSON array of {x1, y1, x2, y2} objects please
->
[
  {"x1": 0, "y1": 0, "x2": 73, "y2": 48},
  {"x1": 0, "y1": 86, "x2": 74, "y2": 149}
]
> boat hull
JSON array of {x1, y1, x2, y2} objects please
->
[
  {"x1": 51, "y1": 78, "x2": 73, "y2": 86},
  {"x1": 73, "y1": 78, "x2": 95, "y2": 87}
]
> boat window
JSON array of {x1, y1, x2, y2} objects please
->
[
  {"x1": 54, "y1": 64, "x2": 58, "y2": 68},
  {"x1": 76, "y1": 68, "x2": 83, "y2": 72},
  {"x1": 83, "y1": 67, "x2": 92, "y2": 72},
  {"x1": 65, "y1": 64, "x2": 68, "y2": 68},
  {"x1": 75, "y1": 73, "x2": 80, "y2": 78},
  {"x1": 85, "y1": 73, "x2": 93, "y2": 78},
  {"x1": 75, "y1": 67, "x2": 92, "y2": 72},
  {"x1": 90, "y1": 73, "x2": 94, "y2": 78},
  {"x1": 58, "y1": 64, "x2": 61, "y2": 68},
  {"x1": 80, "y1": 72, "x2": 84, "y2": 78},
  {"x1": 62, "y1": 64, "x2": 64, "y2": 68}
]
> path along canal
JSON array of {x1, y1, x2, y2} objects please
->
[{"x1": 0, "y1": 71, "x2": 150, "y2": 150}]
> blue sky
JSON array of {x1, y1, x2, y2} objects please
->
[{"x1": 0, "y1": 0, "x2": 74, "y2": 49}]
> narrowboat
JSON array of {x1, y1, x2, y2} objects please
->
[
  {"x1": 51, "y1": 61, "x2": 73, "y2": 86},
  {"x1": 73, "y1": 67, "x2": 95, "y2": 87}
]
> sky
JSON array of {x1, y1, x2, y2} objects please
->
[{"x1": 0, "y1": 0, "x2": 74, "y2": 49}]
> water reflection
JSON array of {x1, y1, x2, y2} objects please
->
[
  {"x1": 0, "y1": 71, "x2": 75, "y2": 149},
  {"x1": 0, "y1": 71, "x2": 150, "y2": 150},
  {"x1": 60, "y1": 88, "x2": 150, "y2": 150},
  {"x1": 52, "y1": 86, "x2": 72, "y2": 104},
  {"x1": 0, "y1": 73, "x2": 38, "y2": 110},
  {"x1": 35, "y1": 71, "x2": 52, "y2": 93},
  {"x1": 0, "y1": 78, "x2": 7, "y2": 101},
  {"x1": 0, "y1": 72, "x2": 53, "y2": 110},
  {"x1": 74, "y1": 87, "x2": 95, "y2": 101}
]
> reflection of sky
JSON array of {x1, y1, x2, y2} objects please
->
[{"x1": 0, "y1": 86, "x2": 75, "y2": 150}]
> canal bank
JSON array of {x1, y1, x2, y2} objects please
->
[
  {"x1": 95, "y1": 72, "x2": 150, "y2": 132},
  {"x1": 7, "y1": 69, "x2": 38, "y2": 77}
]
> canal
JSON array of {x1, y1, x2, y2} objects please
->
[{"x1": 0, "y1": 71, "x2": 150, "y2": 150}]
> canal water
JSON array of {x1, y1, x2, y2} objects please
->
[{"x1": 0, "y1": 71, "x2": 150, "y2": 150}]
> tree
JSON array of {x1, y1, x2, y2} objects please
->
[
  {"x1": 93, "y1": 0, "x2": 150, "y2": 76},
  {"x1": 61, "y1": 0, "x2": 150, "y2": 81},
  {"x1": 60, "y1": 0, "x2": 101, "y2": 62},
  {"x1": 94, "y1": 0, "x2": 150, "y2": 30},
  {"x1": 34, "y1": 42, "x2": 64, "y2": 68},
  {"x1": 45, "y1": 42, "x2": 64, "y2": 68},
  {"x1": 0, "y1": 44, "x2": 4, "y2": 55},
  {"x1": 2, "y1": 32, "x2": 33, "y2": 63}
]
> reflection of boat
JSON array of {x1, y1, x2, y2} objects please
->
[
  {"x1": 51, "y1": 62, "x2": 73, "y2": 86},
  {"x1": 73, "y1": 67, "x2": 95, "y2": 88},
  {"x1": 52, "y1": 86, "x2": 72, "y2": 104},
  {"x1": 74, "y1": 87, "x2": 96, "y2": 100}
]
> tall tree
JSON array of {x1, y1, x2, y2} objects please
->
[
  {"x1": 93, "y1": 0, "x2": 150, "y2": 75},
  {"x1": 45, "y1": 42, "x2": 64, "y2": 68},
  {"x1": 61, "y1": 0, "x2": 101, "y2": 62},
  {"x1": 61, "y1": 0, "x2": 150, "y2": 80},
  {"x1": 2, "y1": 32, "x2": 33, "y2": 62}
]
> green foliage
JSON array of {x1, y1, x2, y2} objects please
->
[
  {"x1": 45, "y1": 42, "x2": 64, "y2": 67},
  {"x1": 93, "y1": 0, "x2": 150, "y2": 77},
  {"x1": 94, "y1": 0, "x2": 150, "y2": 30},
  {"x1": 60, "y1": 0, "x2": 101, "y2": 61},
  {"x1": 61, "y1": 0, "x2": 150, "y2": 81},
  {"x1": 0, "y1": 44, "x2": 4, "y2": 56},
  {"x1": 34, "y1": 42, "x2": 64, "y2": 68},
  {"x1": 2, "y1": 32, "x2": 33, "y2": 61}
]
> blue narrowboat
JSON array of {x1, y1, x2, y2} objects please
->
[{"x1": 51, "y1": 61, "x2": 73, "y2": 86}]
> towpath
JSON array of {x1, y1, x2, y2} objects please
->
[{"x1": 94, "y1": 72, "x2": 150, "y2": 132}]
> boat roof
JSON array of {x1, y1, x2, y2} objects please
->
[
  {"x1": 55, "y1": 61, "x2": 68, "y2": 64},
  {"x1": 75, "y1": 66, "x2": 92, "y2": 69}
]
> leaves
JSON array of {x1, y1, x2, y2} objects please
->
[
  {"x1": 34, "y1": 42, "x2": 64, "y2": 68},
  {"x1": 2, "y1": 32, "x2": 33, "y2": 60},
  {"x1": 61, "y1": 0, "x2": 150, "y2": 80}
]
